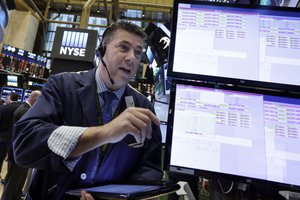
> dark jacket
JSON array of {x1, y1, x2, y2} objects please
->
[
  {"x1": 13, "y1": 68, "x2": 163, "y2": 200},
  {"x1": 13, "y1": 102, "x2": 31, "y2": 124},
  {"x1": 0, "y1": 101, "x2": 21, "y2": 143}
]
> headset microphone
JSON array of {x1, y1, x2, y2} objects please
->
[
  {"x1": 97, "y1": 45, "x2": 115, "y2": 85},
  {"x1": 100, "y1": 55, "x2": 115, "y2": 85}
]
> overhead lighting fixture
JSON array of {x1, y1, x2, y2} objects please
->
[
  {"x1": 65, "y1": 4, "x2": 72, "y2": 11},
  {"x1": 65, "y1": 0, "x2": 72, "y2": 11},
  {"x1": 97, "y1": 0, "x2": 100, "y2": 13}
]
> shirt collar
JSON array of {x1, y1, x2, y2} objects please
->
[{"x1": 95, "y1": 67, "x2": 125, "y2": 100}]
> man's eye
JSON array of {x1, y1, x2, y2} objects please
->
[
  {"x1": 119, "y1": 44, "x2": 130, "y2": 51},
  {"x1": 134, "y1": 50, "x2": 142, "y2": 58}
]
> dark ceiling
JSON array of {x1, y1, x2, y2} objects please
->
[{"x1": 14, "y1": 0, "x2": 173, "y2": 24}]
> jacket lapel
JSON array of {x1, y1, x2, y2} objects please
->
[{"x1": 75, "y1": 69, "x2": 99, "y2": 126}]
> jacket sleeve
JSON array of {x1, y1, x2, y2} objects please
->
[{"x1": 13, "y1": 74, "x2": 70, "y2": 172}]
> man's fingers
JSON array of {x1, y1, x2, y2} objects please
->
[
  {"x1": 129, "y1": 108, "x2": 160, "y2": 127},
  {"x1": 81, "y1": 190, "x2": 94, "y2": 200}
]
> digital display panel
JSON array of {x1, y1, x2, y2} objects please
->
[
  {"x1": 0, "y1": 44, "x2": 47, "y2": 78},
  {"x1": 52, "y1": 27, "x2": 98, "y2": 62},
  {"x1": 168, "y1": 1, "x2": 300, "y2": 91}
]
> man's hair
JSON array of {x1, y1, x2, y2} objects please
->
[
  {"x1": 10, "y1": 92, "x2": 19, "y2": 101},
  {"x1": 102, "y1": 20, "x2": 147, "y2": 46},
  {"x1": 30, "y1": 90, "x2": 41, "y2": 98}
]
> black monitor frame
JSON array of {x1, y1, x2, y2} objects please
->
[
  {"x1": 164, "y1": 79, "x2": 300, "y2": 193},
  {"x1": 167, "y1": 0, "x2": 300, "y2": 92}
]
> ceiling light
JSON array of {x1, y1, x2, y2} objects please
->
[{"x1": 65, "y1": 3, "x2": 72, "y2": 11}]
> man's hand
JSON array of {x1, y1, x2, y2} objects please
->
[
  {"x1": 104, "y1": 107, "x2": 160, "y2": 144},
  {"x1": 80, "y1": 190, "x2": 94, "y2": 200},
  {"x1": 70, "y1": 108, "x2": 160, "y2": 157}
]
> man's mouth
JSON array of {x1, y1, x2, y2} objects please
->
[{"x1": 120, "y1": 67, "x2": 131, "y2": 74}]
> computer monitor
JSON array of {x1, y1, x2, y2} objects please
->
[
  {"x1": 7, "y1": 75, "x2": 18, "y2": 87},
  {"x1": 260, "y1": 0, "x2": 299, "y2": 7},
  {"x1": 167, "y1": 0, "x2": 300, "y2": 91},
  {"x1": 0, "y1": 86, "x2": 23, "y2": 102},
  {"x1": 22, "y1": 89, "x2": 32, "y2": 102},
  {"x1": 164, "y1": 80, "x2": 300, "y2": 193}
]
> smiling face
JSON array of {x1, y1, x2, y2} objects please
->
[{"x1": 99, "y1": 29, "x2": 144, "y2": 90}]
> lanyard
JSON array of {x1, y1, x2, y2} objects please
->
[{"x1": 92, "y1": 91, "x2": 126, "y2": 183}]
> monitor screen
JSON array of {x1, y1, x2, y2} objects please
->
[
  {"x1": 7, "y1": 75, "x2": 18, "y2": 87},
  {"x1": 22, "y1": 89, "x2": 32, "y2": 102},
  {"x1": 260, "y1": 0, "x2": 299, "y2": 7},
  {"x1": 165, "y1": 80, "x2": 300, "y2": 190},
  {"x1": 0, "y1": 86, "x2": 23, "y2": 102},
  {"x1": 168, "y1": 1, "x2": 300, "y2": 91}
]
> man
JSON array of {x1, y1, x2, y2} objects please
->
[
  {"x1": 1, "y1": 90, "x2": 41, "y2": 200},
  {"x1": 13, "y1": 20, "x2": 162, "y2": 200},
  {"x1": 0, "y1": 92, "x2": 21, "y2": 181}
]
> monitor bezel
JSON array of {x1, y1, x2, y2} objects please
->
[
  {"x1": 167, "y1": 0, "x2": 300, "y2": 92},
  {"x1": 164, "y1": 79, "x2": 300, "y2": 192}
]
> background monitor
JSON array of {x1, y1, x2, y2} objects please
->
[
  {"x1": 167, "y1": 1, "x2": 300, "y2": 91},
  {"x1": 164, "y1": 80, "x2": 300, "y2": 192},
  {"x1": 0, "y1": 86, "x2": 23, "y2": 102},
  {"x1": 22, "y1": 89, "x2": 32, "y2": 102},
  {"x1": 260, "y1": 0, "x2": 300, "y2": 7},
  {"x1": 146, "y1": 23, "x2": 171, "y2": 66},
  {"x1": 7, "y1": 75, "x2": 18, "y2": 87}
]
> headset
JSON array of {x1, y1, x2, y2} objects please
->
[{"x1": 96, "y1": 25, "x2": 115, "y2": 85}]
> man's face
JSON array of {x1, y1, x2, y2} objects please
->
[{"x1": 101, "y1": 29, "x2": 144, "y2": 90}]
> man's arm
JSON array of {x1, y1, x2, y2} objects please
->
[{"x1": 69, "y1": 107, "x2": 160, "y2": 157}]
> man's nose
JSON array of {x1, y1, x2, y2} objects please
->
[{"x1": 125, "y1": 49, "x2": 136, "y2": 63}]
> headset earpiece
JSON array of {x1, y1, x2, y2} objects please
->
[
  {"x1": 97, "y1": 25, "x2": 111, "y2": 58},
  {"x1": 96, "y1": 24, "x2": 115, "y2": 85},
  {"x1": 99, "y1": 45, "x2": 106, "y2": 57}
]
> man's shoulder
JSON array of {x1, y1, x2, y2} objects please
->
[
  {"x1": 1, "y1": 102, "x2": 21, "y2": 109},
  {"x1": 50, "y1": 69, "x2": 95, "y2": 84},
  {"x1": 54, "y1": 69, "x2": 94, "y2": 77},
  {"x1": 17, "y1": 102, "x2": 30, "y2": 110},
  {"x1": 14, "y1": 102, "x2": 30, "y2": 116}
]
